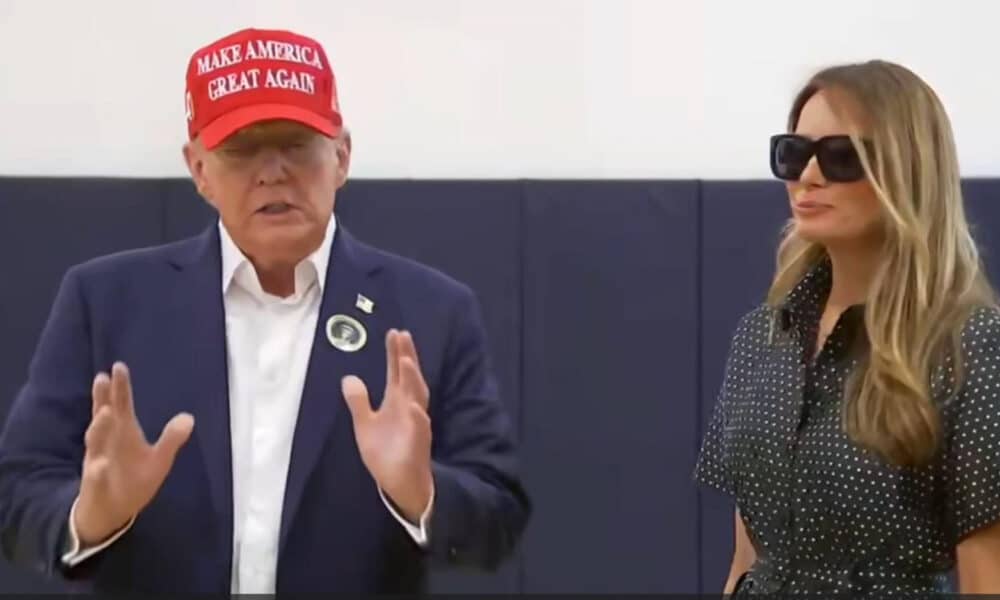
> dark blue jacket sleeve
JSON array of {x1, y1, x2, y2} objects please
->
[
  {"x1": 0, "y1": 267, "x2": 93, "y2": 576},
  {"x1": 426, "y1": 287, "x2": 531, "y2": 569}
]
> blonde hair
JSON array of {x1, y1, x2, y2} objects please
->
[{"x1": 767, "y1": 60, "x2": 996, "y2": 467}]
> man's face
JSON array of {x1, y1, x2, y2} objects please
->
[{"x1": 183, "y1": 120, "x2": 350, "y2": 268}]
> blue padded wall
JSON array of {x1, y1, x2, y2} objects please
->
[
  {"x1": 519, "y1": 181, "x2": 700, "y2": 592},
  {"x1": 2, "y1": 177, "x2": 999, "y2": 593}
]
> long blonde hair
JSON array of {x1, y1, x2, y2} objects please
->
[{"x1": 767, "y1": 60, "x2": 996, "y2": 467}]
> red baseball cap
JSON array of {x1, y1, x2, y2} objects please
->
[{"x1": 184, "y1": 28, "x2": 343, "y2": 149}]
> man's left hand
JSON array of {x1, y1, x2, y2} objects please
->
[{"x1": 342, "y1": 329, "x2": 433, "y2": 523}]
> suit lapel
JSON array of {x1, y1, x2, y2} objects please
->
[
  {"x1": 165, "y1": 226, "x2": 234, "y2": 558},
  {"x1": 278, "y1": 226, "x2": 387, "y2": 553}
]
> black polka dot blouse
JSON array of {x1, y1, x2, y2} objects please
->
[{"x1": 695, "y1": 260, "x2": 1000, "y2": 595}]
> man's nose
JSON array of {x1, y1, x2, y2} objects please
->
[{"x1": 255, "y1": 149, "x2": 288, "y2": 185}]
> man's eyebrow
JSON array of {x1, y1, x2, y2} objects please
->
[{"x1": 225, "y1": 130, "x2": 314, "y2": 146}]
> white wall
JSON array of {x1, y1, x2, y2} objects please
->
[{"x1": 1, "y1": 0, "x2": 997, "y2": 179}]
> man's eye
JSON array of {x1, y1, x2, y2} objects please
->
[{"x1": 222, "y1": 146, "x2": 254, "y2": 157}]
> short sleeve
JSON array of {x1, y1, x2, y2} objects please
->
[
  {"x1": 941, "y1": 307, "x2": 1000, "y2": 541},
  {"x1": 694, "y1": 386, "x2": 737, "y2": 496},
  {"x1": 693, "y1": 309, "x2": 764, "y2": 497}
]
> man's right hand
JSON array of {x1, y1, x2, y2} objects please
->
[{"x1": 73, "y1": 362, "x2": 194, "y2": 547}]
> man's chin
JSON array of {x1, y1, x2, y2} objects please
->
[{"x1": 248, "y1": 229, "x2": 323, "y2": 262}]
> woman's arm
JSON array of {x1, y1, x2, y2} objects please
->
[
  {"x1": 724, "y1": 509, "x2": 756, "y2": 594},
  {"x1": 945, "y1": 309, "x2": 1000, "y2": 593},
  {"x1": 956, "y1": 519, "x2": 1000, "y2": 593}
]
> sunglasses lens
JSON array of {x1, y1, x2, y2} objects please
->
[
  {"x1": 817, "y1": 137, "x2": 866, "y2": 182},
  {"x1": 771, "y1": 136, "x2": 811, "y2": 181}
]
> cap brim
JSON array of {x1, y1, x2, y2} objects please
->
[{"x1": 198, "y1": 103, "x2": 342, "y2": 149}]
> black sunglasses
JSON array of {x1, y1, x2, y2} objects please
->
[{"x1": 769, "y1": 134, "x2": 872, "y2": 183}]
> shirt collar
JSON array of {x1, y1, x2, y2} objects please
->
[
  {"x1": 780, "y1": 258, "x2": 834, "y2": 328},
  {"x1": 219, "y1": 214, "x2": 337, "y2": 301},
  {"x1": 777, "y1": 257, "x2": 867, "y2": 354}
]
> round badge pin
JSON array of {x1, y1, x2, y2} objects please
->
[{"x1": 326, "y1": 314, "x2": 367, "y2": 352}]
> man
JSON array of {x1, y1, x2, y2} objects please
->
[{"x1": 0, "y1": 27, "x2": 530, "y2": 594}]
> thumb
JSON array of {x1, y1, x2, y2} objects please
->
[
  {"x1": 153, "y1": 412, "x2": 195, "y2": 461},
  {"x1": 342, "y1": 375, "x2": 373, "y2": 425}
]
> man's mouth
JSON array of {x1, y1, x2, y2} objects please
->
[{"x1": 258, "y1": 202, "x2": 293, "y2": 215}]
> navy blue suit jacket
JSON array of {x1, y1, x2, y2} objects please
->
[{"x1": 0, "y1": 222, "x2": 530, "y2": 594}]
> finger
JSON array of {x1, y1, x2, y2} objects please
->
[
  {"x1": 342, "y1": 375, "x2": 374, "y2": 425},
  {"x1": 110, "y1": 362, "x2": 135, "y2": 419},
  {"x1": 92, "y1": 372, "x2": 112, "y2": 419},
  {"x1": 397, "y1": 331, "x2": 424, "y2": 372},
  {"x1": 385, "y1": 329, "x2": 400, "y2": 389},
  {"x1": 84, "y1": 404, "x2": 115, "y2": 455},
  {"x1": 151, "y1": 413, "x2": 195, "y2": 471},
  {"x1": 399, "y1": 356, "x2": 430, "y2": 411}
]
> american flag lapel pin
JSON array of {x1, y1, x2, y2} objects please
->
[{"x1": 355, "y1": 293, "x2": 374, "y2": 314}]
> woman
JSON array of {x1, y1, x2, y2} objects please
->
[{"x1": 695, "y1": 60, "x2": 1000, "y2": 595}]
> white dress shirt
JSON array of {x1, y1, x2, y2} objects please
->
[{"x1": 61, "y1": 216, "x2": 432, "y2": 594}]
